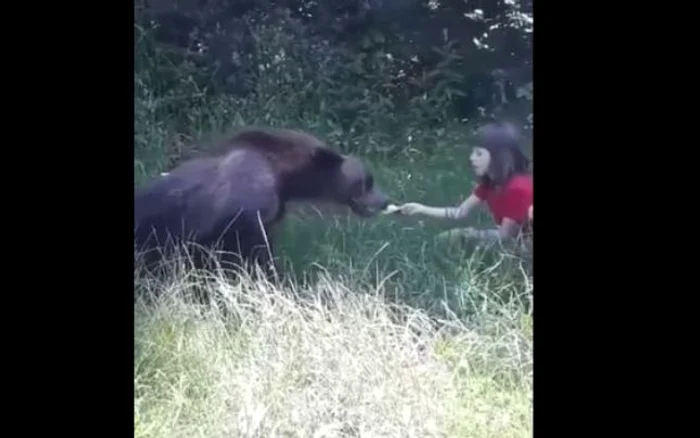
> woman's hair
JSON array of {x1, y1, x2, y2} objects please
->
[{"x1": 474, "y1": 121, "x2": 530, "y2": 188}]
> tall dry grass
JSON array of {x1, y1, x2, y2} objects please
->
[{"x1": 134, "y1": 263, "x2": 532, "y2": 438}]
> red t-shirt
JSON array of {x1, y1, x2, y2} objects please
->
[{"x1": 473, "y1": 173, "x2": 533, "y2": 226}]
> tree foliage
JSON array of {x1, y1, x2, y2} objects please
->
[{"x1": 135, "y1": 0, "x2": 533, "y2": 171}]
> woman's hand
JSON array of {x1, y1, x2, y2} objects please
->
[{"x1": 393, "y1": 202, "x2": 427, "y2": 215}]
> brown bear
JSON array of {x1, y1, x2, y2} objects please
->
[{"x1": 134, "y1": 127, "x2": 391, "y2": 279}]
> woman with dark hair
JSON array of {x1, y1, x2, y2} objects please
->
[{"x1": 392, "y1": 121, "x2": 533, "y2": 248}]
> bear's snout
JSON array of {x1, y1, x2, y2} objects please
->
[{"x1": 349, "y1": 186, "x2": 390, "y2": 217}]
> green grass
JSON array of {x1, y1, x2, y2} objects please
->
[
  {"x1": 134, "y1": 54, "x2": 533, "y2": 435},
  {"x1": 134, "y1": 128, "x2": 533, "y2": 437}
]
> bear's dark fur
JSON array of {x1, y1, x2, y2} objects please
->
[{"x1": 134, "y1": 127, "x2": 390, "y2": 279}]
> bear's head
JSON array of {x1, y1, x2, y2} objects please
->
[
  {"x1": 293, "y1": 146, "x2": 390, "y2": 218},
  {"x1": 215, "y1": 127, "x2": 392, "y2": 217},
  {"x1": 331, "y1": 154, "x2": 390, "y2": 218}
]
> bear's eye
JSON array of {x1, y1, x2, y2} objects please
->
[
  {"x1": 351, "y1": 181, "x2": 363, "y2": 195},
  {"x1": 353, "y1": 175, "x2": 373, "y2": 195},
  {"x1": 351, "y1": 175, "x2": 373, "y2": 197}
]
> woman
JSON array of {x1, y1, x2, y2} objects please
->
[{"x1": 393, "y1": 121, "x2": 533, "y2": 248}]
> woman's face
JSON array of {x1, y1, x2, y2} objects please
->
[{"x1": 470, "y1": 147, "x2": 491, "y2": 177}]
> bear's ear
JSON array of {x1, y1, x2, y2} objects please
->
[{"x1": 312, "y1": 147, "x2": 344, "y2": 169}]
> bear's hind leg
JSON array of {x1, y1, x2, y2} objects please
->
[
  {"x1": 248, "y1": 236, "x2": 279, "y2": 283},
  {"x1": 210, "y1": 219, "x2": 273, "y2": 281}
]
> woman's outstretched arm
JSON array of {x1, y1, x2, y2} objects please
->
[{"x1": 392, "y1": 194, "x2": 482, "y2": 219}]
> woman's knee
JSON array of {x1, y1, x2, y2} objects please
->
[{"x1": 436, "y1": 228, "x2": 473, "y2": 246}]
